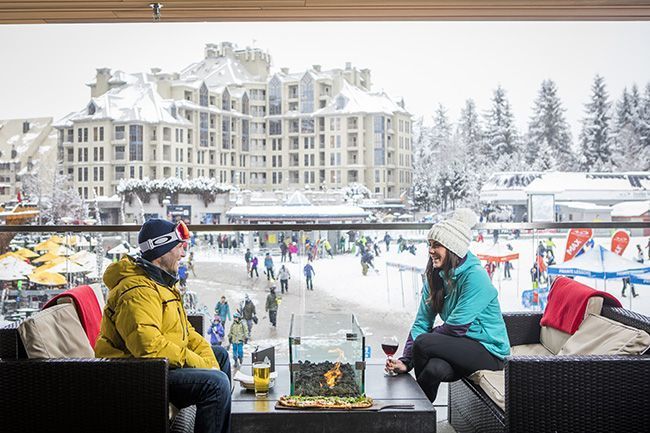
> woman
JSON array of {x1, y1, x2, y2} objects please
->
[{"x1": 386, "y1": 208, "x2": 510, "y2": 402}]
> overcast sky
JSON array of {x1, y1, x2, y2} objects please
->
[{"x1": 1, "y1": 21, "x2": 649, "y2": 141}]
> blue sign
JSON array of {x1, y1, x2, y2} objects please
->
[{"x1": 364, "y1": 345, "x2": 371, "y2": 359}]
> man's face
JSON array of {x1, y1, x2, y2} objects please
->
[{"x1": 156, "y1": 242, "x2": 186, "y2": 274}]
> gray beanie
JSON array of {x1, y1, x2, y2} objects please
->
[{"x1": 427, "y1": 208, "x2": 478, "y2": 258}]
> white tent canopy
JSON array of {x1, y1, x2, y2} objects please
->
[
  {"x1": 548, "y1": 245, "x2": 650, "y2": 279},
  {"x1": 0, "y1": 256, "x2": 35, "y2": 280}
]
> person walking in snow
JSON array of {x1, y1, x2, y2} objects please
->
[
  {"x1": 384, "y1": 232, "x2": 392, "y2": 251},
  {"x1": 240, "y1": 294, "x2": 257, "y2": 337},
  {"x1": 265, "y1": 286, "x2": 280, "y2": 327},
  {"x1": 209, "y1": 316, "x2": 225, "y2": 346},
  {"x1": 288, "y1": 242, "x2": 298, "y2": 262},
  {"x1": 280, "y1": 241, "x2": 288, "y2": 263},
  {"x1": 215, "y1": 295, "x2": 231, "y2": 326},
  {"x1": 244, "y1": 248, "x2": 252, "y2": 274},
  {"x1": 228, "y1": 312, "x2": 248, "y2": 368},
  {"x1": 621, "y1": 277, "x2": 638, "y2": 298},
  {"x1": 373, "y1": 237, "x2": 381, "y2": 257},
  {"x1": 250, "y1": 256, "x2": 259, "y2": 278},
  {"x1": 323, "y1": 239, "x2": 334, "y2": 258},
  {"x1": 264, "y1": 252, "x2": 275, "y2": 280},
  {"x1": 303, "y1": 262, "x2": 315, "y2": 291},
  {"x1": 635, "y1": 244, "x2": 645, "y2": 263},
  {"x1": 278, "y1": 264, "x2": 291, "y2": 294}
]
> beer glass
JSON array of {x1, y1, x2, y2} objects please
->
[{"x1": 253, "y1": 360, "x2": 271, "y2": 397}]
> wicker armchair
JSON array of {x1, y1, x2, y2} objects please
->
[
  {"x1": 448, "y1": 306, "x2": 650, "y2": 433},
  {"x1": 0, "y1": 314, "x2": 208, "y2": 433}
]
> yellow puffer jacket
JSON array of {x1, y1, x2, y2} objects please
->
[{"x1": 95, "y1": 255, "x2": 218, "y2": 369}]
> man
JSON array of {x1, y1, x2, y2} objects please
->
[
  {"x1": 303, "y1": 262, "x2": 315, "y2": 291},
  {"x1": 241, "y1": 294, "x2": 257, "y2": 336},
  {"x1": 264, "y1": 252, "x2": 275, "y2": 281},
  {"x1": 95, "y1": 219, "x2": 231, "y2": 433},
  {"x1": 265, "y1": 286, "x2": 279, "y2": 327},
  {"x1": 244, "y1": 248, "x2": 252, "y2": 274},
  {"x1": 215, "y1": 295, "x2": 231, "y2": 326},
  {"x1": 383, "y1": 232, "x2": 392, "y2": 251},
  {"x1": 277, "y1": 264, "x2": 291, "y2": 294}
]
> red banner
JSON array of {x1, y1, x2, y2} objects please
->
[
  {"x1": 564, "y1": 228, "x2": 593, "y2": 262},
  {"x1": 610, "y1": 230, "x2": 630, "y2": 256}
]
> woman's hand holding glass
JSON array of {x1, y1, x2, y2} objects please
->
[{"x1": 385, "y1": 357, "x2": 408, "y2": 375}]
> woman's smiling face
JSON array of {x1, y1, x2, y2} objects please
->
[{"x1": 428, "y1": 240, "x2": 447, "y2": 268}]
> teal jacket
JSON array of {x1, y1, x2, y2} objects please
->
[{"x1": 407, "y1": 251, "x2": 510, "y2": 360}]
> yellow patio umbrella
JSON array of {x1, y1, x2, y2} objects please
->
[
  {"x1": 0, "y1": 252, "x2": 26, "y2": 261},
  {"x1": 14, "y1": 248, "x2": 39, "y2": 259},
  {"x1": 37, "y1": 256, "x2": 66, "y2": 271},
  {"x1": 29, "y1": 271, "x2": 67, "y2": 286},
  {"x1": 34, "y1": 239, "x2": 59, "y2": 252},
  {"x1": 33, "y1": 251, "x2": 61, "y2": 264},
  {"x1": 49, "y1": 235, "x2": 66, "y2": 244}
]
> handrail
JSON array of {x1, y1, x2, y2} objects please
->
[{"x1": 0, "y1": 221, "x2": 648, "y2": 233}]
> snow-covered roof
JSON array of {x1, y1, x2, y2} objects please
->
[
  {"x1": 180, "y1": 56, "x2": 263, "y2": 88},
  {"x1": 56, "y1": 72, "x2": 189, "y2": 127},
  {"x1": 481, "y1": 171, "x2": 650, "y2": 205},
  {"x1": 285, "y1": 191, "x2": 311, "y2": 206},
  {"x1": 226, "y1": 205, "x2": 368, "y2": 220},
  {"x1": 611, "y1": 200, "x2": 650, "y2": 217},
  {"x1": 314, "y1": 80, "x2": 408, "y2": 117},
  {"x1": 555, "y1": 201, "x2": 612, "y2": 211}
]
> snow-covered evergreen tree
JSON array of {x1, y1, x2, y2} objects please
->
[
  {"x1": 484, "y1": 86, "x2": 520, "y2": 167},
  {"x1": 455, "y1": 99, "x2": 485, "y2": 209},
  {"x1": 411, "y1": 115, "x2": 437, "y2": 211},
  {"x1": 578, "y1": 75, "x2": 613, "y2": 171},
  {"x1": 431, "y1": 104, "x2": 453, "y2": 152},
  {"x1": 611, "y1": 85, "x2": 644, "y2": 170},
  {"x1": 526, "y1": 79, "x2": 575, "y2": 170},
  {"x1": 639, "y1": 83, "x2": 650, "y2": 169}
]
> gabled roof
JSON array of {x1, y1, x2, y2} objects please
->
[
  {"x1": 314, "y1": 80, "x2": 408, "y2": 117},
  {"x1": 180, "y1": 56, "x2": 263, "y2": 88},
  {"x1": 56, "y1": 73, "x2": 189, "y2": 126}
]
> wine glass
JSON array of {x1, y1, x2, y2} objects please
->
[{"x1": 382, "y1": 336, "x2": 399, "y2": 377}]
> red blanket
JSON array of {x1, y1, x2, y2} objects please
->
[
  {"x1": 540, "y1": 277, "x2": 622, "y2": 334},
  {"x1": 44, "y1": 285, "x2": 103, "y2": 348}
]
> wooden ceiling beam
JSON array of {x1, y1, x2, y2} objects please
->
[{"x1": 1, "y1": 1, "x2": 650, "y2": 24}]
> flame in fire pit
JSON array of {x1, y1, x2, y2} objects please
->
[{"x1": 323, "y1": 362, "x2": 343, "y2": 388}]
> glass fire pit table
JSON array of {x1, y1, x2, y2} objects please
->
[{"x1": 231, "y1": 363, "x2": 436, "y2": 433}]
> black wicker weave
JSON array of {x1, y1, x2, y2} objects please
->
[
  {"x1": 0, "y1": 314, "x2": 209, "y2": 433},
  {"x1": 449, "y1": 307, "x2": 650, "y2": 433}
]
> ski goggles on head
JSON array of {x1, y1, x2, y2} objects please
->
[{"x1": 139, "y1": 221, "x2": 191, "y2": 252}]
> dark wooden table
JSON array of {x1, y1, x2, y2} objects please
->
[{"x1": 232, "y1": 363, "x2": 436, "y2": 433}]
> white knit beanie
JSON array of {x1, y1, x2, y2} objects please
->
[{"x1": 427, "y1": 208, "x2": 478, "y2": 258}]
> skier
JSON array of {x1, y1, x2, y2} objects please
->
[
  {"x1": 323, "y1": 239, "x2": 334, "y2": 258},
  {"x1": 228, "y1": 312, "x2": 248, "y2": 368},
  {"x1": 278, "y1": 264, "x2": 291, "y2": 294}
]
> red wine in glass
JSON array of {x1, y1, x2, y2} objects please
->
[
  {"x1": 382, "y1": 336, "x2": 399, "y2": 376},
  {"x1": 382, "y1": 343, "x2": 398, "y2": 356}
]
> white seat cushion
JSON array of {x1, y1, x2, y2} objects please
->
[
  {"x1": 540, "y1": 296, "x2": 604, "y2": 354},
  {"x1": 510, "y1": 343, "x2": 554, "y2": 356},
  {"x1": 18, "y1": 303, "x2": 95, "y2": 359},
  {"x1": 469, "y1": 370, "x2": 505, "y2": 411},
  {"x1": 559, "y1": 313, "x2": 650, "y2": 356}
]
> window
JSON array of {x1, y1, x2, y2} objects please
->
[
  {"x1": 269, "y1": 76, "x2": 282, "y2": 115},
  {"x1": 222, "y1": 89, "x2": 231, "y2": 111},
  {"x1": 222, "y1": 116, "x2": 231, "y2": 150},
  {"x1": 199, "y1": 83, "x2": 208, "y2": 107},
  {"x1": 129, "y1": 125, "x2": 144, "y2": 161},
  {"x1": 93, "y1": 167, "x2": 98, "y2": 181},
  {"x1": 84, "y1": 148, "x2": 88, "y2": 162},
  {"x1": 99, "y1": 127, "x2": 104, "y2": 141},
  {"x1": 269, "y1": 120, "x2": 282, "y2": 136},
  {"x1": 115, "y1": 125, "x2": 125, "y2": 140},
  {"x1": 242, "y1": 93, "x2": 249, "y2": 115},
  {"x1": 374, "y1": 115, "x2": 386, "y2": 165},
  {"x1": 66, "y1": 129, "x2": 73, "y2": 142},
  {"x1": 272, "y1": 138, "x2": 282, "y2": 151},
  {"x1": 115, "y1": 146, "x2": 125, "y2": 160}
]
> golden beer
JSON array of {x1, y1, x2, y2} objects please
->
[{"x1": 253, "y1": 362, "x2": 271, "y2": 397}]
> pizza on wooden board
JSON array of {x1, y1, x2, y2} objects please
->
[{"x1": 278, "y1": 395, "x2": 373, "y2": 409}]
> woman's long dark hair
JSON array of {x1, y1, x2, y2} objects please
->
[{"x1": 425, "y1": 249, "x2": 462, "y2": 313}]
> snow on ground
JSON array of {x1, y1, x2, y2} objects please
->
[{"x1": 193, "y1": 232, "x2": 650, "y2": 318}]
